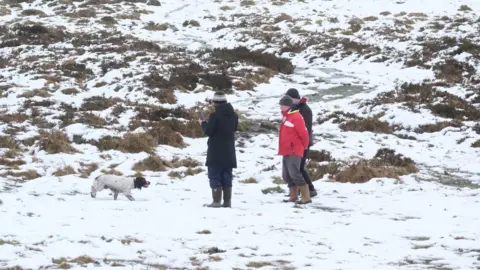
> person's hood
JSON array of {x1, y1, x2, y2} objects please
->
[
  {"x1": 282, "y1": 106, "x2": 300, "y2": 116},
  {"x1": 215, "y1": 102, "x2": 235, "y2": 116}
]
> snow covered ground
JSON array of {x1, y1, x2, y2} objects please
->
[{"x1": 1, "y1": 0, "x2": 480, "y2": 269}]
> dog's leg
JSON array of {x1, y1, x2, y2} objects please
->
[
  {"x1": 90, "y1": 186, "x2": 97, "y2": 198},
  {"x1": 113, "y1": 191, "x2": 119, "y2": 200},
  {"x1": 125, "y1": 194, "x2": 135, "y2": 201}
]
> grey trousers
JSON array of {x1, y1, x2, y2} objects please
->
[{"x1": 282, "y1": 155, "x2": 306, "y2": 187}]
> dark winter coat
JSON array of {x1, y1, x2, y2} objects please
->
[
  {"x1": 297, "y1": 97, "x2": 313, "y2": 147},
  {"x1": 201, "y1": 103, "x2": 238, "y2": 169}
]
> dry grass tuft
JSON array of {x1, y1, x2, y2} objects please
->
[
  {"x1": 100, "y1": 168, "x2": 122, "y2": 176},
  {"x1": 333, "y1": 148, "x2": 418, "y2": 183},
  {"x1": 240, "y1": 177, "x2": 258, "y2": 184},
  {"x1": 20, "y1": 9, "x2": 47, "y2": 17},
  {"x1": 79, "y1": 162, "x2": 99, "y2": 178},
  {"x1": 77, "y1": 113, "x2": 108, "y2": 127},
  {"x1": 120, "y1": 237, "x2": 143, "y2": 245},
  {"x1": 20, "y1": 88, "x2": 51, "y2": 98},
  {"x1": 118, "y1": 133, "x2": 157, "y2": 154},
  {"x1": 414, "y1": 121, "x2": 462, "y2": 133},
  {"x1": 339, "y1": 117, "x2": 399, "y2": 134},
  {"x1": 0, "y1": 136, "x2": 21, "y2": 150},
  {"x1": 0, "y1": 158, "x2": 25, "y2": 168},
  {"x1": 471, "y1": 140, "x2": 480, "y2": 148},
  {"x1": 306, "y1": 161, "x2": 341, "y2": 181},
  {"x1": 0, "y1": 239, "x2": 20, "y2": 246},
  {"x1": 80, "y1": 96, "x2": 121, "y2": 111},
  {"x1": 307, "y1": 150, "x2": 333, "y2": 162},
  {"x1": 37, "y1": 130, "x2": 77, "y2": 154},
  {"x1": 1, "y1": 170, "x2": 42, "y2": 181},
  {"x1": 209, "y1": 47, "x2": 294, "y2": 74},
  {"x1": 54, "y1": 166, "x2": 76, "y2": 176},
  {"x1": 261, "y1": 186, "x2": 285, "y2": 194},
  {"x1": 144, "y1": 22, "x2": 169, "y2": 31},
  {"x1": 93, "y1": 133, "x2": 157, "y2": 154},
  {"x1": 132, "y1": 155, "x2": 169, "y2": 172}
]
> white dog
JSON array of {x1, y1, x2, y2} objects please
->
[{"x1": 90, "y1": 174, "x2": 150, "y2": 201}]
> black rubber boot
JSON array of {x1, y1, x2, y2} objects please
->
[
  {"x1": 204, "y1": 188, "x2": 222, "y2": 208},
  {"x1": 222, "y1": 187, "x2": 232, "y2": 208}
]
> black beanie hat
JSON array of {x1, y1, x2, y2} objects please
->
[
  {"x1": 279, "y1": 95, "x2": 293, "y2": 107},
  {"x1": 286, "y1": 88, "x2": 300, "y2": 99}
]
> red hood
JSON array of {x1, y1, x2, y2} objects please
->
[{"x1": 299, "y1": 97, "x2": 308, "y2": 104}]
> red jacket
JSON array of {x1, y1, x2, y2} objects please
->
[{"x1": 278, "y1": 108, "x2": 310, "y2": 157}]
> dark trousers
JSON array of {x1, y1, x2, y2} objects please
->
[
  {"x1": 300, "y1": 149, "x2": 316, "y2": 191},
  {"x1": 208, "y1": 166, "x2": 233, "y2": 189}
]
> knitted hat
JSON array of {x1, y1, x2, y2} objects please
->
[
  {"x1": 285, "y1": 88, "x2": 300, "y2": 99},
  {"x1": 279, "y1": 95, "x2": 293, "y2": 107},
  {"x1": 212, "y1": 91, "x2": 227, "y2": 103}
]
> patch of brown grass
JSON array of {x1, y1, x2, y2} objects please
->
[
  {"x1": 471, "y1": 140, "x2": 480, "y2": 148},
  {"x1": 366, "y1": 83, "x2": 480, "y2": 121},
  {"x1": 182, "y1": 20, "x2": 200, "y2": 27},
  {"x1": 240, "y1": 177, "x2": 257, "y2": 184},
  {"x1": 20, "y1": 88, "x2": 51, "y2": 98},
  {"x1": 100, "y1": 168, "x2": 122, "y2": 175},
  {"x1": 80, "y1": 96, "x2": 121, "y2": 111},
  {"x1": 307, "y1": 150, "x2": 333, "y2": 162},
  {"x1": 37, "y1": 130, "x2": 77, "y2": 154},
  {"x1": 433, "y1": 58, "x2": 475, "y2": 84},
  {"x1": 171, "y1": 157, "x2": 201, "y2": 168},
  {"x1": 93, "y1": 133, "x2": 157, "y2": 154},
  {"x1": 209, "y1": 47, "x2": 294, "y2": 74},
  {"x1": 414, "y1": 121, "x2": 462, "y2": 133},
  {"x1": 70, "y1": 255, "x2": 97, "y2": 265},
  {"x1": 246, "y1": 261, "x2": 273, "y2": 268},
  {"x1": 53, "y1": 166, "x2": 76, "y2": 176},
  {"x1": 0, "y1": 158, "x2": 25, "y2": 168},
  {"x1": 458, "y1": 5, "x2": 472, "y2": 11},
  {"x1": 132, "y1": 155, "x2": 169, "y2": 172},
  {"x1": 20, "y1": 9, "x2": 47, "y2": 17},
  {"x1": 333, "y1": 148, "x2": 418, "y2": 183},
  {"x1": 79, "y1": 162, "x2": 98, "y2": 178},
  {"x1": 339, "y1": 117, "x2": 399, "y2": 134},
  {"x1": 77, "y1": 113, "x2": 107, "y2": 127},
  {"x1": 261, "y1": 186, "x2": 285, "y2": 194},
  {"x1": 306, "y1": 161, "x2": 341, "y2": 181},
  {"x1": 0, "y1": 136, "x2": 21, "y2": 150},
  {"x1": 144, "y1": 22, "x2": 169, "y2": 31},
  {"x1": 120, "y1": 237, "x2": 142, "y2": 245},
  {"x1": 0, "y1": 113, "x2": 28, "y2": 124},
  {"x1": 118, "y1": 133, "x2": 157, "y2": 153},
  {"x1": 0, "y1": 239, "x2": 20, "y2": 246},
  {"x1": 333, "y1": 160, "x2": 417, "y2": 183},
  {"x1": 1, "y1": 170, "x2": 42, "y2": 181}
]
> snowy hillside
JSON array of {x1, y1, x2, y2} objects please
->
[{"x1": 1, "y1": 0, "x2": 480, "y2": 269}]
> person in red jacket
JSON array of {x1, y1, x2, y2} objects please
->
[{"x1": 278, "y1": 95, "x2": 312, "y2": 204}]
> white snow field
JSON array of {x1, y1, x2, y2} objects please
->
[{"x1": 1, "y1": 0, "x2": 480, "y2": 269}]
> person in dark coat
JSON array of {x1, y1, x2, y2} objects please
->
[
  {"x1": 285, "y1": 88, "x2": 317, "y2": 197},
  {"x1": 200, "y1": 91, "x2": 238, "y2": 208}
]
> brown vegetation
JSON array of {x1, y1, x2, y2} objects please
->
[
  {"x1": 93, "y1": 133, "x2": 157, "y2": 154},
  {"x1": 366, "y1": 83, "x2": 480, "y2": 121},
  {"x1": 37, "y1": 130, "x2": 77, "y2": 154},
  {"x1": 79, "y1": 162, "x2": 99, "y2": 178},
  {"x1": 340, "y1": 117, "x2": 399, "y2": 134},
  {"x1": 54, "y1": 166, "x2": 76, "y2": 176},
  {"x1": 333, "y1": 148, "x2": 418, "y2": 183}
]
